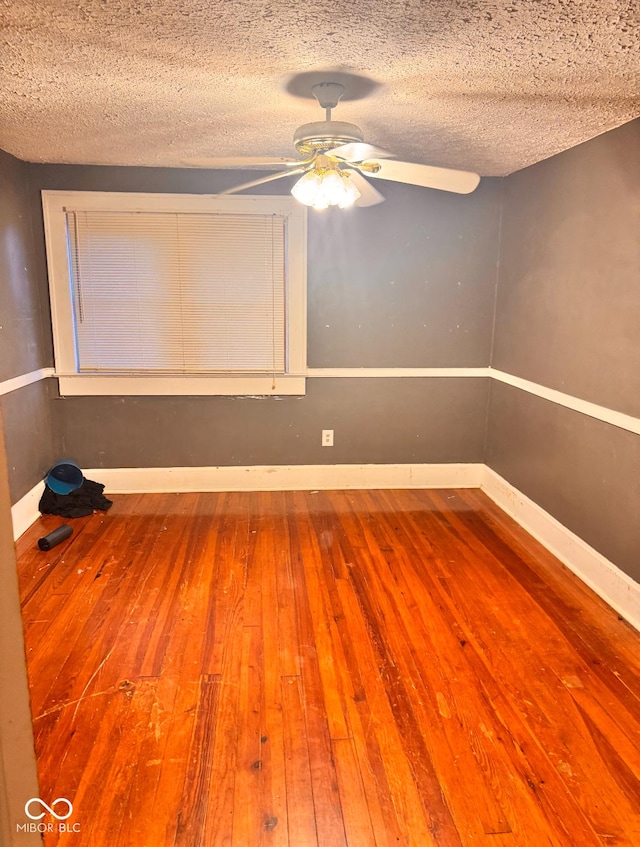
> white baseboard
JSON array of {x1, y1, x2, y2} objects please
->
[
  {"x1": 10, "y1": 463, "x2": 482, "y2": 540},
  {"x1": 11, "y1": 481, "x2": 45, "y2": 541},
  {"x1": 481, "y1": 467, "x2": 640, "y2": 632},
  {"x1": 83, "y1": 462, "x2": 485, "y2": 494}
]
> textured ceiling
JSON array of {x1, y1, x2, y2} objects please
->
[{"x1": 1, "y1": 0, "x2": 639, "y2": 176}]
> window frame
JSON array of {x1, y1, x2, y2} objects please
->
[{"x1": 42, "y1": 190, "x2": 307, "y2": 396}]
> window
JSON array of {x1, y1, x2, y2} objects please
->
[{"x1": 42, "y1": 191, "x2": 307, "y2": 395}]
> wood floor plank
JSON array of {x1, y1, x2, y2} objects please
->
[
  {"x1": 203, "y1": 492, "x2": 251, "y2": 676},
  {"x1": 16, "y1": 489, "x2": 640, "y2": 847},
  {"x1": 345, "y1": 555, "x2": 465, "y2": 845},
  {"x1": 232, "y1": 625, "x2": 264, "y2": 847},
  {"x1": 195, "y1": 603, "x2": 245, "y2": 847},
  {"x1": 281, "y1": 675, "x2": 319, "y2": 847},
  {"x1": 173, "y1": 674, "x2": 221, "y2": 847},
  {"x1": 329, "y1": 618, "x2": 408, "y2": 847},
  {"x1": 273, "y1": 502, "x2": 302, "y2": 678},
  {"x1": 332, "y1": 737, "x2": 377, "y2": 847},
  {"x1": 118, "y1": 673, "x2": 181, "y2": 847},
  {"x1": 297, "y1": 508, "x2": 352, "y2": 742},
  {"x1": 334, "y1": 570, "x2": 446, "y2": 847},
  {"x1": 259, "y1": 495, "x2": 291, "y2": 847},
  {"x1": 288, "y1": 492, "x2": 349, "y2": 847}
]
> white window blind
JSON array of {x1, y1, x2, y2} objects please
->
[{"x1": 66, "y1": 210, "x2": 287, "y2": 374}]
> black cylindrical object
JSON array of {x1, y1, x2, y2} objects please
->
[{"x1": 38, "y1": 524, "x2": 73, "y2": 551}]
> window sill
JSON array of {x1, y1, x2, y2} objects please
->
[{"x1": 56, "y1": 374, "x2": 306, "y2": 397}]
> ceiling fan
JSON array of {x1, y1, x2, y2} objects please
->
[{"x1": 187, "y1": 82, "x2": 481, "y2": 209}]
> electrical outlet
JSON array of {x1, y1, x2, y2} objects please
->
[{"x1": 322, "y1": 429, "x2": 334, "y2": 447}]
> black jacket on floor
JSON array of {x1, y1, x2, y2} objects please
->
[{"x1": 39, "y1": 478, "x2": 113, "y2": 518}]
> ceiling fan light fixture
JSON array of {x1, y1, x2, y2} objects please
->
[
  {"x1": 201, "y1": 79, "x2": 480, "y2": 205},
  {"x1": 291, "y1": 164, "x2": 361, "y2": 210}
]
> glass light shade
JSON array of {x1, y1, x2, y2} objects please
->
[
  {"x1": 336, "y1": 172, "x2": 361, "y2": 209},
  {"x1": 291, "y1": 170, "x2": 323, "y2": 207},
  {"x1": 291, "y1": 167, "x2": 361, "y2": 210}
]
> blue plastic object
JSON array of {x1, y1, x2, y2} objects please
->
[{"x1": 46, "y1": 460, "x2": 84, "y2": 495}]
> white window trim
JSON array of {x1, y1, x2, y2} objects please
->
[{"x1": 42, "y1": 190, "x2": 307, "y2": 396}]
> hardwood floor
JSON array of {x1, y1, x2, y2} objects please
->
[{"x1": 16, "y1": 488, "x2": 640, "y2": 846}]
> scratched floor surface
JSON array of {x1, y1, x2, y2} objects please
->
[{"x1": 16, "y1": 489, "x2": 640, "y2": 846}]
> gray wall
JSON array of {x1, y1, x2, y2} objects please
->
[
  {"x1": 27, "y1": 165, "x2": 501, "y2": 469},
  {"x1": 487, "y1": 119, "x2": 640, "y2": 580},
  {"x1": 492, "y1": 119, "x2": 640, "y2": 417},
  {"x1": 53, "y1": 378, "x2": 488, "y2": 469},
  {"x1": 0, "y1": 150, "x2": 58, "y2": 502},
  {"x1": 307, "y1": 181, "x2": 499, "y2": 368}
]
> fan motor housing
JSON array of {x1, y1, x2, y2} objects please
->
[{"x1": 293, "y1": 120, "x2": 364, "y2": 154}]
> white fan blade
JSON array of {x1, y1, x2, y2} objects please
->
[
  {"x1": 347, "y1": 170, "x2": 385, "y2": 207},
  {"x1": 328, "y1": 142, "x2": 394, "y2": 162},
  {"x1": 183, "y1": 156, "x2": 303, "y2": 170},
  {"x1": 219, "y1": 167, "x2": 307, "y2": 195},
  {"x1": 367, "y1": 160, "x2": 481, "y2": 194}
]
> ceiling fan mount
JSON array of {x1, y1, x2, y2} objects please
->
[
  {"x1": 293, "y1": 83, "x2": 365, "y2": 153},
  {"x1": 310, "y1": 81, "x2": 346, "y2": 110}
]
